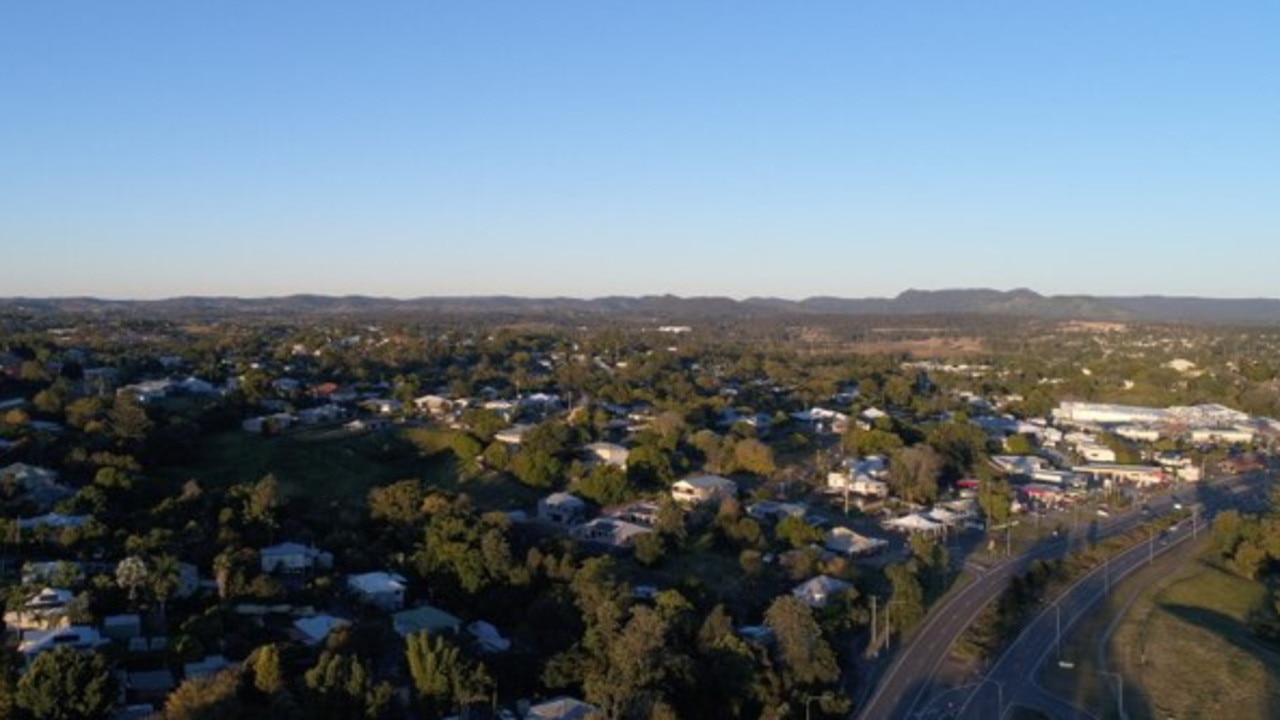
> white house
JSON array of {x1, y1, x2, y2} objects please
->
[
  {"x1": 18, "y1": 626, "x2": 106, "y2": 661},
  {"x1": 0, "y1": 463, "x2": 70, "y2": 510},
  {"x1": 1079, "y1": 444, "x2": 1118, "y2": 463},
  {"x1": 292, "y1": 614, "x2": 350, "y2": 646},
  {"x1": 494, "y1": 424, "x2": 533, "y2": 446},
  {"x1": 347, "y1": 571, "x2": 408, "y2": 611},
  {"x1": 584, "y1": 442, "x2": 630, "y2": 469},
  {"x1": 883, "y1": 513, "x2": 946, "y2": 535},
  {"x1": 18, "y1": 513, "x2": 90, "y2": 531},
  {"x1": 260, "y1": 543, "x2": 332, "y2": 574},
  {"x1": 823, "y1": 527, "x2": 888, "y2": 557},
  {"x1": 671, "y1": 474, "x2": 738, "y2": 505},
  {"x1": 538, "y1": 492, "x2": 589, "y2": 525},
  {"x1": 791, "y1": 575, "x2": 855, "y2": 609},
  {"x1": 572, "y1": 518, "x2": 651, "y2": 549},
  {"x1": 526, "y1": 697, "x2": 602, "y2": 720},
  {"x1": 3, "y1": 588, "x2": 74, "y2": 631}
]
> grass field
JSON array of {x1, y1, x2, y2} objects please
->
[
  {"x1": 1042, "y1": 547, "x2": 1280, "y2": 720},
  {"x1": 158, "y1": 426, "x2": 541, "y2": 512}
]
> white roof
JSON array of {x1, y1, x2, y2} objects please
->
[
  {"x1": 542, "y1": 492, "x2": 586, "y2": 508},
  {"x1": 293, "y1": 614, "x2": 350, "y2": 645},
  {"x1": 347, "y1": 571, "x2": 406, "y2": 595},
  {"x1": 25, "y1": 587, "x2": 73, "y2": 608},
  {"x1": 676, "y1": 474, "x2": 737, "y2": 491},
  {"x1": 527, "y1": 697, "x2": 601, "y2": 720},
  {"x1": 824, "y1": 527, "x2": 888, "y2": 555},
  {"x1": 884, "y1": 514, "x2": 945, "y2": 532}
]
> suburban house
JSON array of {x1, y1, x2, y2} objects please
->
[
  {"x1": 823, "y1": 527, "x2": 888, "y2": 557},
  {"x1": 392, "y1": 604, "x2": 462, "y2": 639},
  {"x1": 746, "y1": 500, "x2": 808, "y2": 523},
  {"x1": 241, "y1": 413, "x2": 295, "y2": 434},
  {"x1": 607, "y1": 501, "x2": 660, "y2": 527},
  {"x1": 791, "y1": 575, "x2": 855, "y2": 609},
  {"x1": 538, "y1": 492, "x2": 589, "y2": 526},
  {"x1": 526, "y1": 697, "x2": 603, "y2": 720},
  {"x1": 260, "y1": 542, "x2": 332, "y2": 574},
  {"x1": 494, "y1": 424, "x2": 533, "y2": 446},
  {"x1": 347, "y1": 571, "x2": 408, "y2": 611},
  {"x1": 292, "y1": 614, "x2": 350, "y2": 646},
  {"x1": 17, "y1": 513, "x2": 90, "y2": 531},
  {"x1": 3, "y1": 587, "x2": 74, "y2": 631},
  {"x1": 0, "y1": 463, "x2": 71, "y2": 510},
  {"x1": 883, "y1": 513, "x2": 946, "y2": 535},
  {"x1": 671, "y1": 474, "x2": 738, "y2": 505},
  {"x1": 102, "y1": 614, "x2": 143, "y2": 642},
  {"x1": 583, "y1": 442, "x2": 630, "y2": 469},
  {"x1": 467, "y1": 621, "x2": 511, "y2": 653},
  {"x1": 18, "y1": 626, "x2": 107, "y2": 662},
  {"x1": 572, "y1": 518, "x2": 651, "y2": 549},
  {"x1": 413, "y1": 394, "x2": 457, "y2": 417},
  {"x1": 184, "y1": 655, "x2": 231, "y2": 680},
  {"x1": 297, "y1": 404, "x2": 348, "y2": 425}
]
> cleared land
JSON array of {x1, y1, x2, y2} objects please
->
[
  {"x1": 157, "y1": 426, "x2": 541, "y2": 512},
  {"x1": 1042, "y1": 546, "x2": 1280, "y2": 720}
]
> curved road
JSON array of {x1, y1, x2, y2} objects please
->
[
  {"x1": 955, "y1": 472, "x2": 1272, "y2": 720},
  {"x1": 856, "y1": 471, "x2": 1269, "y2": 720}
]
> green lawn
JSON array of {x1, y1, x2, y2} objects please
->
[{"x1": 1043, "y1": 549, "x2": 1280, "y2": 720}]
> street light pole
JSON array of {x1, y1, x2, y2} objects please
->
[
  {"x1": 1099, "y1": 671, "x2": 1125, "y2": 719},
  {"x1": 1055, "y1": 602, "x2": 1062, "y2": 660},
  {"x1": 804, "y1": 692, "x2": 834, "y2": 720}
]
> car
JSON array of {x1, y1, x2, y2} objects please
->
[
  {"x1": 1096, "y1": 508, "x2": 1110, "y2": 517},
  {"x1": 1173, "y1": 502, "x2": 1184, "y2": 510}
]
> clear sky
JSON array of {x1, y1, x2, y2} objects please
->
[{"x1": 2, "y1": 2, "x2": 1278, "y2": 300}]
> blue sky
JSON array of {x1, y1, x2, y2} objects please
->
[{"x1": 2, "y1": 2, "x2": 1278, "y2": 300}]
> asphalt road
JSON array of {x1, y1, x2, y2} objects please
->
[
  {"x1": 855, "y1": 471, "x2": 1270, "y2": 720},
  {"x1": 951, "y1": 471, "x2": 1273, "y2": 720}
]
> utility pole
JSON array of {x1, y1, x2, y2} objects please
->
[
  {"x1": 1056, "y1": 602, "x2": 1062, "y2": 660},
  {"x1": 869, "y1": 596, "x2": 877, "y2": 657},
  {"x1": 1193, "y1": 505, "x2": 1199, "y2": 540}
]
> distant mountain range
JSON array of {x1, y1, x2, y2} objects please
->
[{"x1": 2, "y1": 289, "x2": 1280, "y2": 324}]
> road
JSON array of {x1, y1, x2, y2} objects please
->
[
  {"x1": 855, "y1": 471, "x2": 1269, "y2": 720},
  {"x1": 952, "y1": 471, "x2": 1272, "y2": 720}
]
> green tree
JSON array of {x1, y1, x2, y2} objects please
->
[
  {"x1": 763, "y1": 596, "x2": 840, "y2": 690},
  {"x1": 251, "y1": 644, "x2": 286, "y2": 696},
  {"x1": 116, "y1": 555, "x2": 149, "y2": 606},
  {"x1": 890, "y1": 445, "x2": 943, "y2": 505},
  {"x1": 151, "y1": 553, "x2": 182, "y2": 625},
  {"x1": 108, "y1": 394, "x2": 152, "y2": 446},
  {"x1": 15, "y1": 647, "x2": 117, "y2": 720},
  {"x1": 886, "y1": 563, "x2": 926, "y2": 634},
  {"x1": 634, "y1": 531, "x2": 666, "y2": 567},
  {"x1": 926, "y1": 420, "x2": 989, "y2": 482},
  {"x1": 244, "y1": 473, "x2": 282, "y2": 541},
  {"x1": 774, "y1": 515, "x2": 823, "y2": 549},
  {"x1": 163, "y1": 668, "x2": 244, "y2": 720},
  {"x1": 978, "y1": 477, "x2": 1013, "y2": 528},
  {"x1": 842, "y1": 426, "x2": 904, "y2": 457},
  {"x1": 732, "y1": 438, "x2": 776, "y2": 477},
  {"x1": 575, "y1": 464, "x2": 630, "y2": 506},
  {"x1": 511, "y1": 448, "x2": 563, "y2": 488},
  {"x1": 405, "y1": 631, "x2": 472, "y2": 715}
]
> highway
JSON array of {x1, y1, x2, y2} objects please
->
[
  {"x1": 854, "y1": 470, "x2": 1271, "y2": 720},
  {"x1": 952, "y1": 471, "x2": 1272, "y2": 720}
]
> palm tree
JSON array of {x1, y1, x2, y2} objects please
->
[
  {"x1": 115, "y1": 556, "x2": 149, "y2": 608},
  {"x1": 150, "y1": 553, "x2": 181, "y2": 628}
]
